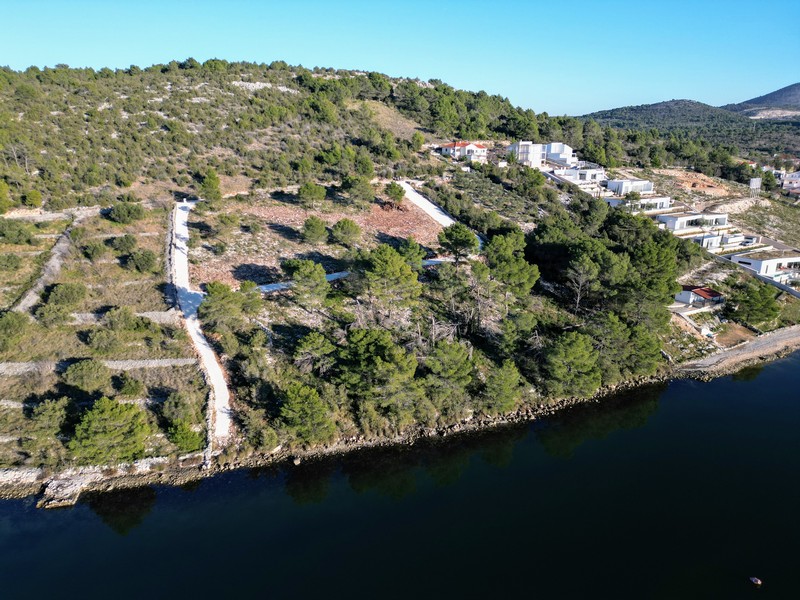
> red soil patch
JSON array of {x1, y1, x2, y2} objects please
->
[{"x1": 188, "y1": 199, "x2": 443, "y2": 289}]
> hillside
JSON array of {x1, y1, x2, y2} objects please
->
[
  {"x1": 723, "y1": 82, "x2": 800, "y2": 120},
  {"x1": 584, "y1": 99, "x2": 750, "y2": 129},
  {"x1": 583, "y1": 99, "x2": 800, "y2": 154}
]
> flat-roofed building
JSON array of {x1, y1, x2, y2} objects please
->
[
  {"x1": 507, "y1": 141, "x2": 546, "y2": 169},
  {"x1": 730, "y1": 249, "x2": 800, "y2": 283}
]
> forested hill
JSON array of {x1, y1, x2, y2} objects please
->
[
  {"x1": 584, "y1": 100, "x2": 750, "y2": 129},
  {"x1": 583, "y1": 99, "x2": 800, "y2": 155},
  {"x1": 0, "y1": 59, "x2": 587, "y2": 210},
  {"x1": 0, "y1": 58, "x2": 794, "y2": 213}
]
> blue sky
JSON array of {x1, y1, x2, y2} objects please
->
[{"x1": 1, "y1": 0, "x2": 796, "y2": 115}]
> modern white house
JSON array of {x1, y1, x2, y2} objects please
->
[
  {"x1": 507, "y1": 141, "x2": 546, "y2": 169},
  {"x1": 606, "y1": 179, "x2": 655, "y2": 196},
  {"x1": 552, "y1": 166, "x2": 607, "y2": 186},
  {"x1": 656, "y1": 212, "x2": 729, "y2": 233},
  {"x1": 605, "y1": 196, "x2": 672, "y2": 213},
  {"x1": 675, "y1": 285, "x2": 724, "y2": 306},
  {"x1": 781, "y1": 171, "x2": 800, "y2": 190},
  {"x1": 544, "y1": 142, "x2": 579, "y2": 167},
  {"x1": 439, "y1": 142, "x2": 488, "y2": 163},
  {"x1": 730, "y1": 250, "x2": 800, "y2": 283}
]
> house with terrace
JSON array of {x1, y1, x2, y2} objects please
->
[
  {"x1": 730, "y1": 250, "x2": 800, "y2": 284},
  {"x1": 606, "y1": 179, "x2": 655, "y2": 196},
  {"x1": 439, "y1": 142, "x2": 488, "y2": 163},
  {"x1": 507, "y1": 141, "x2": 547, "y2": 168},
  {"x1": 605, "y1": 195, "x2": 673, "y2": 214},
  {"x1": 544, "y1": 142, "x2": 579, "y2": 167}
]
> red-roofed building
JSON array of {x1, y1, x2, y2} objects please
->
[
  {"x1": 675, "y1": 285, "x2": 724, "y2": 306},
  {"x1": 439, "y1": 141, "x2": 488, "y2": 163}
]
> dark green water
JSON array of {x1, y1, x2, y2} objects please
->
[{"x1": 1, "y1": 354, "x2": 799, "y2": 599}]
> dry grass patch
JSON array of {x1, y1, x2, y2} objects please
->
[{"x1": 189, "y1": 196, "x2": 443, "y2": 289}]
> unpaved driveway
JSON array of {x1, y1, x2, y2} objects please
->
[
  {"x1": 172, "y1": 202, "x2": 232, "y2": 446},
  {"x1": 681, "y1": 324, "x2": 800, "y2": 375}
]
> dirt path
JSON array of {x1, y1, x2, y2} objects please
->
[
  {"x1": 398, "y1": 181, "x2": 456, "y2": 227},
  {"x1": 398, "y1": 181, "x2": 483, "y2": 249},
  {"x1": 172, "y1": 201, "x2": 232, "y2": 449},
  {"x1": 11, "y1": 208, "x2": 101, "y2": 314},
  {"x1": 0, "y1": 358, "x2": 197, "y2": 376},
  {"x1": 680, "y1": 324, "x2": 800, "y2": 376}
]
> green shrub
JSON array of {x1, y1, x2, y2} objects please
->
[
  {"x1": 47, "y1": 282, "x2": 87, "y2": 307},
  {"x1": 167, "y1": 420, "x2": 204, "y2": 453},
  {"x1": 0, "y1": 254, "x2": 22, "y2": 271},
  {"x1": 62, "y1": 359, "x2": 112, "y2": 393},
  {"x1": 302, "y1": 216, "x2": 327, "y2": 244},
  {"x1": 0, "y1": 311, "x2": 29, "y2": 352},
  {"x1": 330, "y1": 218, "x2": 361, "y2": 246},
  {"x1": 83, "y1": 241, "x2": 107, "y2": 261},
  {"x1": 0, "y1": 220, "x2": 35, "y2": 245},
  {"x1": 126, "y1": 249, "x2": 158, "y2": 273},
  {"x1": 117, "y1": 372, "x2": 145, "y2": 397},
  {"x1": 107, "y1": 203, "x2": 145, "y2": 224},
  {"x1": 109, "y1": 234, "x2": 137, "y2": 254},
  {"x1": 23, "y1": 190, "x2": 43, "y2": 208},
  {"x1": 105, "y1": 306, "x2": 145, "y2": 331},
  {"x1": 87, "y1": 328, "x2": 122, "y2": 355},
  {"x1": 162, "y1": 392, "x2": 203, "y2": 425},
  {"x1": 69, "y1": 396, "x2": 152, "y2": 465}
]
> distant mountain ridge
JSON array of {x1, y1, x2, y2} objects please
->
[
  {"x1": 723, "y1": 82, "x2": 800, "y2": 119},
  {"x1": 581, "y1": 86, "x2": 800, "y2": 154},
  {"x1": 582, "y1": 99, "x2": 750, "y2": 130}
]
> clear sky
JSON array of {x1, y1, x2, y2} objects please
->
[{"x1": 1, "y1": 0, "x2": 796, "y2": 115}]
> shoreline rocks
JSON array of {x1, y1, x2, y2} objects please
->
[{"x1": 1, "y1": 344, "x2": 798, "y2": 507}]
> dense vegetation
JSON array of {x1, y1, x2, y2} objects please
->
[
  {"x1": 584, "y1": 100, "x2": 800, "y2": 157},
  {"x1": 1, "y1": 59, "x2": 798, "y2": 467}
]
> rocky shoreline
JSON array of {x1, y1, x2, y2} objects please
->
[{"x1": 1, "y1": 341, "x2": 798, "y2": 508}]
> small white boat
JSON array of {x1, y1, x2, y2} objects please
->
[{"x1": 749, "y1": 577, "x2": 762, "y2": 586}]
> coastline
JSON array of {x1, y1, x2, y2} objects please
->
[{"x1": 2, "y1": 336, "x2": 799, "y2": 507}]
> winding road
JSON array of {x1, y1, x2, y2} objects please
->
[{"x1": 172, "y1": 201, "x2": 231, "y2": 447}]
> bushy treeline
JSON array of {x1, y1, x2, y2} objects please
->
[
  {"x1": 1, "y1": 58, "x2": 778, "y2": 215},
  {"x1": 194, "y1": 170, "x2": 708, "y2": 452}
]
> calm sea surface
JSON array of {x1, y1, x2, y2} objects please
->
[{"x1": 1, "y1": 353, "x2": 798, "y2": 599}]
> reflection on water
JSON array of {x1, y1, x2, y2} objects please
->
[
  {"x1": 536, "y1": 384, "x2": 663, "y2": 458},
  {"x1": 80, "y1": 389, "x2": 664, "y2": 527},
  {"x1": 730, "y1": 364, "x2": 764, "y2": 382},
  {"x1": 284, "y1": 461, "x2": 336, "y2": 505},
  {"x1": 3, "y1": 352, "x2": 799, "y2": 599},
  {"x1": 83, "y1": 487, "x2": 157, "y2": 536}
]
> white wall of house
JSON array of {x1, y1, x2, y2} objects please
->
[
  {"x1": 657, "y1": 212, "x2": 729, "y2": 232},
  {"x1": 553, "y1": 167, "x2": 606, "y2": 183},
  {"x1": 508, "y1": 141, "x2": 546, "y2": 168},
  {"x1": 441, "y1": 143, "x2": 487, "y2": 160},
  {"x1": 605, "y1": 196, "x2": 672, "y2": 213},
  {"x1": 694, "y1": 234, "x2": 722, "y2": 249},
  {"x1": 607, "y1": 179, "x2": 655, "y2": 196},
  {"x1": 545, "y1": 142, "x2": 578, "y2": 166},
  {"x1": 782, "y1": 171, "x2": 800, "y2": 189},
  {"x1": 675, "y1": 289, "x2": 702, "y2": 304},
  {"x1": 731, "y1": 253, "x2": 800, "y2": 278}
]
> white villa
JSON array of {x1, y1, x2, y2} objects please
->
[
  {"x1": 730, "y1": 250, "x2": 800, "y2": 283},
  {"x1": 507, "y1": 141, "x2": 546, "y2": 168},
  {"x1": 656, "y1": 212, "x2": 729, "y2": 233},
  {"x1": 606, "y1": 179, "x2": 655, "y2": 196},
  {"x1": 552, "y1": 166, "x2": 607, "y2": 186},
  {"x1": 605, "y1": 196, "x2": 673, "y2": 213},
  {"x1": 781, "y1": 171, "x2": 800, "y2": 190},
  {"x1": 544, "y1": 142, "x2": 579, "y2": 167},
  {"x1": 439, "y1": 142, "x2": 488, "y2": 163}
]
